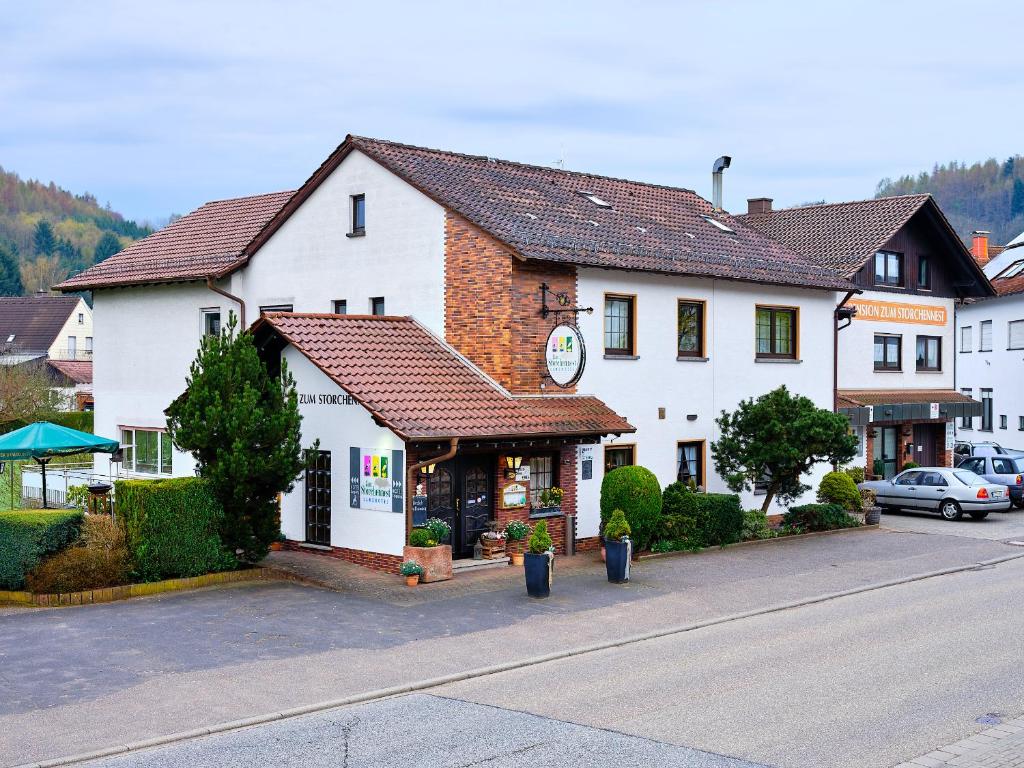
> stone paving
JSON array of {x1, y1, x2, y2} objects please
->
[{"x1": 896, "y1": 714, "x2": 1024, "y2": 767}]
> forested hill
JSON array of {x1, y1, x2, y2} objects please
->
[
  {"x1": 877, "y1": 156, "x2": 1024, "y2": 246},
  {"x1": 0, "y1": 166, "x2": 153, "y2": 296}
]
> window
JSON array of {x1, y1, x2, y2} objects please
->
[
  {"x1": 677, "y1": 300, "x2": 705, "y2": 358},
  {"x1": 604, "y1": 444, "x2": 635, "y2": 473},
  {"x1": 604, "y1": 295, "x2": 635, "y2": 356},
  {"x1": 1001, "y1": 415, "x2": 1008, "y2": 430},
  {"x1": 370, "y1": 297, "x2": 385, "y2": 316},
  {"x1": 874, "y1": 251, "x2": 903, "y2": 287},
  {"x1": 528, "y1": 455, "x2": 558, "y2": 508},
  {"x1": 919, "y1": 471, "x2": 947, "y2": 487},
  {"x1": 119, "y1": 428, "x2": 172, "y2": 475},
  {"x1": 259, "y1": 304, "x2": 293, "y2": 314},
  {"x1": 996, "y1": 260, "x2": 1024, "y2": 279},
  {"x1": 756, "y1": 306, "x2": 797, "y2": 359},
  {"x1": 873, "y1": 334, "x2": 901, "y2": 370},
  {"x1": 980, "y1": 320, "x2": 993, "y2": 352},
  {"x1": 754, "y1": 471, "x2": 772, "y2": 495},
  {"x1": 333, "y1": 300, "x2": 347, "y2": 315},
  {"x1": 1009, "y1": 320, "x2": 1024, "y2": 350},
  {"x1": 676, "y1": 441, "x2": 704, "y2": 487},
  {"x1": 202, "y1": 309, "x2": 221, "y2": 337},
  {"x1": 960, "y1": 326, "x2": 972, "y2": 353},
  {"x1": 896, "y1": 471, "x2": 923, "y2": 486},
  {"x1": 994, "y1": 457, "x2": 1018, "y2": 474},
  {"x1": 1019, "y1": 416, "x2": 1024, "y2": 431},
  {"x1": 67, "y1": 336, "x2": 76, "y2": 357},
  {"x1": 959, "y1": 458, "x2": 984, "y2": 474},
  {"x1": 77, "y1": 312, "x2": 84, "y2": 324},
  {"x1": 960, "y1": 388, "x2": 973, "y2": 429},
  {"x1": 85, "y1": 337, "x2": 93, "y2": 354},
  {"x1": 915, "y1": 336, "x2": 941, "y2": 372},
  {"x1": 917, "y1": 255, "x2": 931, "y2": 289},
  {"x1": 350, "y1": 194, "x2": 366, "y2": 236},
  {"x1": 981, "y1": 389, "x2": 994, "y2": 431}
]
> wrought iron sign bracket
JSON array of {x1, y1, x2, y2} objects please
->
[{"x1": 540, "y1": 282, "x2": 593, "y2": 323}]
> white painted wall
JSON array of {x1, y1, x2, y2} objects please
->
[
  {"x1": 48, "y1": 297, "x2": 93, "y2": 360},
  {"x1": 573, "y1": 269, "x2": 840, "y2": 536},
  {"x1": 231, "y1": 149, "x2": 447, "y2": 334},
  {"x1": 956, "y1": 294, "x2": 1024, "y2": 446},
  {"x1": 280, "y1": 348, "x2": 406, "y2": 555},
  {"x1": 838, "y1": 290, "x2": 955, "y2": 390}
]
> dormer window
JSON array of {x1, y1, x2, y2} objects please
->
[{"x1": 349, "y1": 194, "x2": 366, "y2": 237}]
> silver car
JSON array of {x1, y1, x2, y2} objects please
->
[
  {"x1": 859, "y1": 467, "x2": 1011, "y2": 521},
  {"x1": 956, "y1": 455, "x2": 1024, "y2": 509}
]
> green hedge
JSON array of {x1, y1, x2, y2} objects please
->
[
  {"x1": 659, "y1": 483, "x2": 744, "y2": 549},
  {"x1": 0, "y1": 411, "x2": 94, "y2": 435},
  {"x1": 0, "y1": 509, "x2": 83, "y2": 589},
  {"x1": 600, "y1": 466, "x2": 663, "y2": 550},
  {"x1": 783, "y1": 503, "x2": 861, "y2": 532},
  {"x1": 116, "y1": 477, "x2": 236, "y2": 581}
]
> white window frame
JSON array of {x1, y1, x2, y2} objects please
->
[
  {"x1": 201, "y1": 308, "x2": 221, "y2": 338},
  {"x1": 1009, "y1": 320, "x2": 1024, "y2": 351},
  {"x1": 980, "y1": 320, "x2": 993, "y2": 352},
  {"x1": 119, "y1": 427, "x2": 173, "y2": 476},
  {"x1": 960, "y1": 326, "x2": 972, "y2": 353}
]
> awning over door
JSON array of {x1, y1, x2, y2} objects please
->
[{"x1": 838, "y1": 389, "x2": 981, "y2": 426}]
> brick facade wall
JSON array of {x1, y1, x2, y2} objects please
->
[
  {"x1": 282, "y1": 540, "x2": 403, "y2": 574},
  {"x1": 863, "y1": 420, "x2": 952, "y2": 478}
]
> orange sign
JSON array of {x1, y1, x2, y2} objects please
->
[{"x1": 849, "y1": 299, "x2": 947, "y2": 326}]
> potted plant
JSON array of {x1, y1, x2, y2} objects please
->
[
  {"x1": 532, "y1": 486, "x2": 564, "y2": 517},
  {"x1": 269, "y1": 532, "x2": 287, "y2": 552},
  {"x1": 603, "y1": 509, "x2": 632, "y2": 583},
  {"x1": 479, "y1": 524, "x2": 506, "y2": 559},
  {"x1": 523, "y1": 519, "x2": 554, "y2": 599},
  {"x1": 399, "y1": 561, "x2": 424, "y2": 587},
  {"x1": 402, "y1": 517, "x2": 453, "y2": 583},
  {"x1": 861, "y1": 488, "x2": 881, "y2": 526},
  {"x1": 504, "y1": 519, "x2": 530, "y2": 566}
]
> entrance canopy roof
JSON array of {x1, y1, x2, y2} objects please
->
[
  {"x1": 838, "y1": 389, "x2": 981, "y2": 426},
  {"x1": 253, "y1": 313, "x2": 634, "y2": 443}
]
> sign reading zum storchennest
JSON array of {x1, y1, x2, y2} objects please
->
[
  {"x1": 848, "y1": 299, "x2": 947, "y2": 326},
  {"x1": 545, "y1": 323, "x2": 585, "y2": 387},
  {"x1": 349, "y1": 447, "x2": 404, "y2": 513}
]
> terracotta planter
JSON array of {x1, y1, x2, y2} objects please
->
[
  {"x1": 405, "y1": 575, "x2": 419, "y2": 587},
  {"x1": 510, "y1": 552, "x2": 524, "y2": 566},
  {"x1": 269, "y1": 541, "x2": 284, "y2": 552},
  {"x1": 402, "y1": 544, "x2": 452, "y2": 583}
]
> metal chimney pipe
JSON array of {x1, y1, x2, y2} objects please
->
[{"x1": 712, "y1": 155, "x2": 732, "y2": 210}]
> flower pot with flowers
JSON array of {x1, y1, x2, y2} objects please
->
[
  {"x1": 479, "y1": 522, "x2": 506, "y2": 559},
  {"x1": 402, "y1": 518, "x2": 453, "y2": 583},
  {"x1": 532, "y1": 486, "x2": 564, "y2": 517},
  {"x1": 603, "y1": 509, "x2": 632, "y2": 584},
  {"x1": 504, "y1": 519, "x2": 531, "y2": 566},
  {"x1": 400, "y1": 561, "x2": 424, "y2": 586},
  {"x1": 523, "y1": 520, "x2": 554, "y2": 598}
]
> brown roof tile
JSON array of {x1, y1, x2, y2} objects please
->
[
  {"x1": 54, "y1": 191, "x2": 294, "y2": 290},
  {"x1": 47, "y1": 359, "x2": 92, "y2": 384},
  {"x1": 838, "y1": 389, "x2": 976, "y2": 407},
  {"x1": 0, "y1": 295, "x2": 79, "y2": 353},
  {"x1": 253, "y1": 313, "x2": 634, "y2": 441}
]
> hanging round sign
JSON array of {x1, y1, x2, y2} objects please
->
[{"x1": 545, "y1": 323, "x2": 586, "y2": 387}]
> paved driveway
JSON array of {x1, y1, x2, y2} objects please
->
[{"x1": 881, "y1": 507, "x2": 1024, "y2": 541}]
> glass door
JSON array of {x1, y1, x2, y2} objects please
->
[{"x1": 873, "y1": 427, "x2": 899, "y2": 479}]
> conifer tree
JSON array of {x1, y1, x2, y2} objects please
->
[
  {"x1": 93, "y1": 232, "x2": 122, "y2": 263},
  {"x1": 33, "y1": 220, "x2": 56, "y2": 256},
  {"x1": 0, "y1": 245, "x2": 23, "y2": 296}
]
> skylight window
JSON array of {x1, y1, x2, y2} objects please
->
[
  {"x1": 6, "y1": 334, "x2": 14, "y2": 343},
  {"x1": 996, "y1": 260, "x2": 1024, "y2": 279},
  {"x1": 701, "y1": 215, "x2": 734, "y2": 233},
  {"x1": 577, "y1": 190, "x2": 612, "y2": 209}
]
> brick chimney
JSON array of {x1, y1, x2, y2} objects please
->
[
  {"x1": 747, "y1": 198, "x2": 773, "y2": 215},
  {"x1": 971, "y1": 230, "x2": 990, "y2": 265}
]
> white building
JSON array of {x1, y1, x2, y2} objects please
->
[
  {"x1": 57, "y1": 136, "x2": 853, "y2": 570},
  {"x1": 956, "y1": 231, "x2": 1024, "y2": 448}
]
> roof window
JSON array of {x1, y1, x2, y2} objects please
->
[
  {"x1": 701, "y1": 215, "x2": 734, "y2": 233},
  {"x1": 996, "y1": 260, "x2": 1024, "y2": 279},
  {"x1": 578, "y1": 191, "x2": 612, "y2": 209}
]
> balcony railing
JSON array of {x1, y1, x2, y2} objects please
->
[{"x1": 50, "y1": 348, "x2": 93, "y2": 361}]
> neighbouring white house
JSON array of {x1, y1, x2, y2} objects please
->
[
  {"x1": 56, "y1": 135, "x2": 854, "y2": 572},
  {"x1": 956, "y1": 230, "x2": 1024, "y2": 448}
]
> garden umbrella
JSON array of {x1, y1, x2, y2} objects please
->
[{"x1": 0, "y1": 422, "x2": 118, "y2": 509}]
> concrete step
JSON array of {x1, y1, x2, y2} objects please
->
[{"x1": 452, "y1": 556, "x2": 510, "y2": 573}]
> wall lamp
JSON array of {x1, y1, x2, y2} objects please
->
[{"x1": 505, "y1": 455, "x2": 523, "y2": 478}]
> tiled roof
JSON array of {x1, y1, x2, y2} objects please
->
[
  {"x1": 740, "y1": 195, "x2": 932, "y2": 277},
  {"x1": 253, "y1": 313, "x2": 634, "y2": 441},
  {"x1": 54, "y1": 191, "x2": 294, "y2": 290},
  {"x1": 988, "y1": 243, "x2": 1024, "y2": 297},
  {"x1": 837, "y1": 389, "x2": 976, "y2": 408},
  {"x1": 339, "y1": 137, "x2": 851, "y2": 291},
  {"x1": 46, "y1": 359, "x2": 92, "y2": 384},
  {"x1": 0, "y1": 295, "x2": 79, "y2": 353}
]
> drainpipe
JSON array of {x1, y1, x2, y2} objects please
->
[
  {"x1": 834, "y1": 290, "x2": 861, "y2": 412},
  {"x1": 406, "y1": 438, "x2": 459, "y2": 537},
  {"x1": 206, "y1": 275, "x2": 246, "y2": 329}
]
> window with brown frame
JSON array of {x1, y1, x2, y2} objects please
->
[
  {"x1": 604, "y1": 444, "x2": 635, "y2": 473},
  {"x1": 604, "y1": 295, "x2": 635, "y2": 356},
  {"x1": 874, "y1": 334, "x2": 901, "y2": 371},
  {"x1": 676, "y1": 441, "x2": 704, "y2": 487},
  {"x1": 755, "y1": 306, "x2": 797, "y2": 359},
  {"x1": 677, "y1": 300, "x2": 705, "y2": 358},
  {"x1": 528, "y1": 454, "x2": 559, "y2": 508},
  {"x1": 918, "y1": 255, "x2": 931, "y2": 289},
  {"x1": 874, "y1": 250, "x2": 904, "y2": 287},
  {"x1": 915, "y1": 335, "x2": 941, "y2": 372}
]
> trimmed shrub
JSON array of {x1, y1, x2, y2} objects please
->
[
  {"x1": 26, "y1": 516, "x2": 130, "y2": 593},
  {"x1": 783, "y1": 503, "x2": 861, "y2": 533},
  {"x1": 660, "y1": 482, "x2": 744, "y2": 549},
  {"x1": 603, "y1": 509, "x2": 631, "y2": 541},
  {"x1": 816, "y1": 471, "x2": 862, "y2": 513},
  {"x1": 902, "y1": 461, "x2": 920, "y2": 471},
  {"x1": 600, "y1": 466, "x2": 662, "y2": 550},
  {"x1": 843, "y1": 466, "x2": 865, "y2": 485},
  {"x1": 116, "y1": 477, "x2": 236, "y2": 582},
  {"x1": 0, "y1": 509, "x2": 83, "y2": 589},
  {"x1": 528, "y1": 520, "x2": 553, "y2": 554},
  {"x1": 741, "y1": 509, "x2": 777, "y2": 541},
  {"x1": 408, "y1": 528, "x2": 436, "y2": 547}
]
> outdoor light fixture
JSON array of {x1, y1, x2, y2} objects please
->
[
  {"x1": 505, "y1": 455, "x2": 523, "y2": 478},
  {"x1": 423, "y1": 463, "x2": 436, "y2": 475}
]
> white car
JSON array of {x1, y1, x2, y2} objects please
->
[{"x1": 859, "y1": 467, "x2": 1011, "y2": 521}]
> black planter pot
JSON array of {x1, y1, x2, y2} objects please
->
[
  {"x1": 604, "y1": 538, "x2": 632, "y2": 583},
  {"x1": 523, "y1": 551, "x2": 553, "y2": 598},
  {"x1": 864, "y1": 506, "x2": 881, "y2": 525}
]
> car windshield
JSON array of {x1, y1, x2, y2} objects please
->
[{"x1": 953, "y1": 470, "x2": 984, "y2": 486}]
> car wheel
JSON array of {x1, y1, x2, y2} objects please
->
[
  {"x1": 1013, "y1": 500, "x2": 1024, "y2": 510},
  {"x1": 969, "y1": 510, "x2": 989, "y2": 520},
  {"x1": 940, "y1": 499, "x2": 963, "y2": 521}
]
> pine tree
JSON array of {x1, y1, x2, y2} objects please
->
[
  {"x1": 166, "y1": 313, "x2": 307, "y2": 561},
  {"x1": 0, "y1": 245, "x2": 23, "y2": 295},
  {"x1": 93, "y1": 232, "x2": 122, "y2": 263},
  {"x1": 1004, "y1": 157, "x2": 1016, "y2": 178},
  {"x1": 33, "y1": 220, "x2": 56, "y2": 256},
  {"x1": 1012, "y1": 179, "x2": 1024, "y2": 218}
]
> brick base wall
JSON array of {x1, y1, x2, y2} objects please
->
[
  {"x1": 283, "y1": 540, "x2": 402, "y2": 574},
  {"x1": 575, "y1": 536, "x2": 601, "y2": 552}
]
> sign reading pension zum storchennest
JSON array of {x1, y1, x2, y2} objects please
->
[
  {"x1": 349, "y1": 448, "x2": 404, "y2": 512},
  {"x1": 545, "y1": 323, "x2": 586, "y2": 387},
  {"x1": 848, "y1": 299, "x2": 947, "y2": 326}
]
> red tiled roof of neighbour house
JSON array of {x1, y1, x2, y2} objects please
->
[
  {"x1": 0, "y1": 295, "x2": 80, "y2": 353},
  {"x1": 53, "y1": 191, "x2": 295, "y2": 290},
  {"x1": 740, "y1": 194, "x2": 995, "y2": 296},
  {"x1": 47, "y1": 360, "x2": 92, "y2": 384},
  {"x1": 252, "y1": 313, "x2": 634, "y2": 441},
  {"x1": 838, "y1": 389, "x2": 977, "y2": 407}
]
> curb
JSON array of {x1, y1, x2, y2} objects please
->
[
  {"x1": 638, "y1": 522, "x2": 879, "y2": 561},
  {"x1": 16, "y1": 549, "x2": 1024, "y2": 768}
]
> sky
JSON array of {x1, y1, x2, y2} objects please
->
[{"x1": 2, "y1": 0, "x2": 1022, "y2": 225}]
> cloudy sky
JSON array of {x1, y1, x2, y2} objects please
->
[{"x1": 2, "y1": 0, "x2": 1021, "y2": 225}]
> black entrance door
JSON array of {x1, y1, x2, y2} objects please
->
[
  {"x1": 304, "y1": 450, "x2": 331, "y2": 545},
  {"x1": 425, "y1": 457, "x2": 494, "y2": 558}
]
